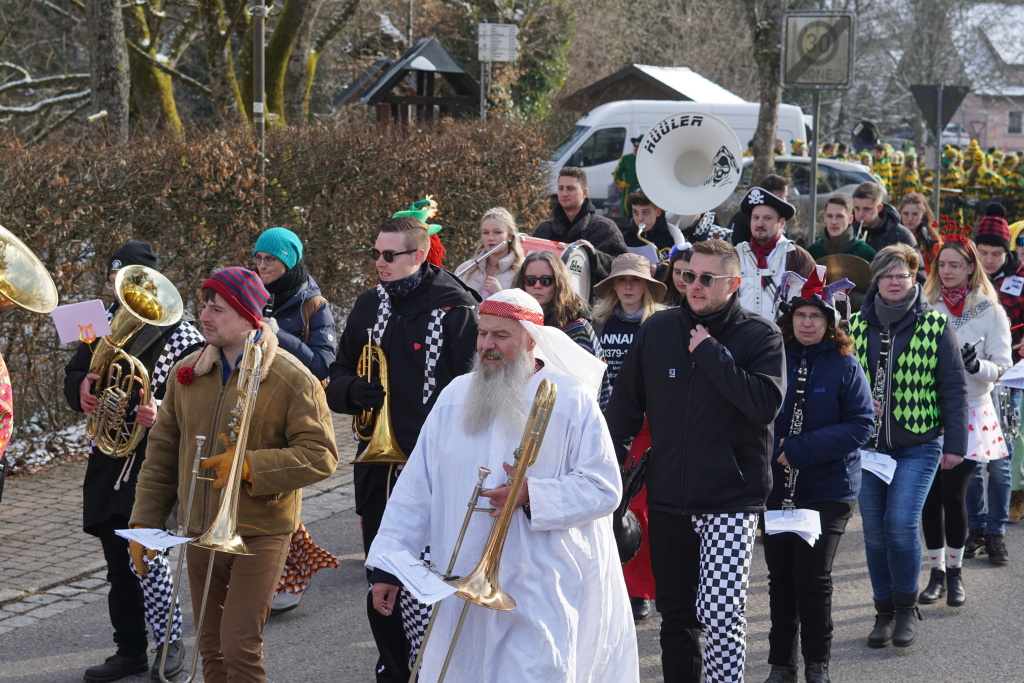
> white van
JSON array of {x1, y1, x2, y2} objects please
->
[{"x1": 548, "y1": 99, "x2": 808, "y2": 212}]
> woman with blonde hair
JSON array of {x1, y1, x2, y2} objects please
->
[
  {"x1": 921, "y1": 229, "x2": 1012, "y2": 607},
  {"x1": 455, "y1": 207, "x2": 524, "y2": 299},
  {"x1": 899, "y1": 194, "x2": 941, "y2": 273}
]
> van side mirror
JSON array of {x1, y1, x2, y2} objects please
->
[{"x1": 569, "y1": 149, "x2": 584, "y2": 167}]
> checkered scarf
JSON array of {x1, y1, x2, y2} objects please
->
[{"x1": 374, "y1": 286, "x2": 446, "y2": 405}]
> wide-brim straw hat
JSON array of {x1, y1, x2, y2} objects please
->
[{"x1": 593, "y1": 252, "x2": 667, "y2": 300}]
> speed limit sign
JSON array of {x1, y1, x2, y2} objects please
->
[{"x1": 782, "y1": 11, "x2": 855, "y2": 89}]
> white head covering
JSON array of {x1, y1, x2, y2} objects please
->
[{"x1": 479, "y1": 288, "x2": 606, "y2": 396}]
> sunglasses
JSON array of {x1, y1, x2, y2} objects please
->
[
  {"x1": 523, "y1": 275, "x2": 555, "y2": 287},
  {"x1": 369, "y1": 248, "x2": 417, "y2": 263},
  {"x1": 680, "y1": 270, "x2": 735, "y2": 287}
]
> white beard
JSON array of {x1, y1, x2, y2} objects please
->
[{"x1": 460, "y1": 349, "x2": 535, "y2": 437}]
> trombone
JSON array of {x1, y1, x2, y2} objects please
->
[
  {"x1": 156, "y1": 331, "x2": 265, "y2": 682},
  {"x1": 410, "y1": 379, "x2": 557, "y2": 682}
]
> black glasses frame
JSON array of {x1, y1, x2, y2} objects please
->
[
  {"x1": 523, "y1": 275, "x2": 556, "y2": 287},
  {"x1": 370, "y1": 248, "x2": 417, "y2": 263},
  {"x1": 681, "y1": 270, "x2": 735, "y2": 287}
]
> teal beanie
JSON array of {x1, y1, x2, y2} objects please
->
[{"x1": 253, "y1": 227, "x2": 303, "y2": 269}]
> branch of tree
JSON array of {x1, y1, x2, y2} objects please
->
[
  {"x1": 0, "y1": 73, "x2": 90, "y2": 96},
  {"x1": 0, "y1": 89, "x2": 90, "y2": 114},
  {"x1": 313, "y1": 0, "x2": 359, "y2": 55},
  {"x1": 125, "y1": 38, "x2": 212, "y2": 95}
]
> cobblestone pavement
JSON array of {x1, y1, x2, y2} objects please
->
[{"x1": 0, "y1": 413, "x2": 358, "y2": 637}]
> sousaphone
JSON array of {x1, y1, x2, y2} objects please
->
[{"x1": 0, "y1": 224, "x2": 59, "y2": 317}]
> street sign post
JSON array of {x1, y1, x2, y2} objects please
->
[
  {"x1": 909, "y1": 84, "x2": 971, "y2": 224},
  {"x1": 782, "y1": 11, "x2": 856, "y2": 244},
  {"x1": 478, "y1": 23, "x2": 519, "y2": 120}
]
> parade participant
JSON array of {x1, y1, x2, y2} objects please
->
[
  {"x1": 533, "y1": 167, "x2": 628, "y2": 281},
  {"x1": 762, "y1": 268, "x2": 873, "y2": 683},
  {"x1": 921, "y1": 229, "x2": 1011, "y2": 606},
  {"x1": 975, "y1": 211, "x2": 1024, "y2": 526},
  {"x1": 729, "y1": 174, "x2": 789, "y2": 246},
  {"x1": 605, "y1": 239, "x2": 786, "y2": 683},
  {"x1": 847, "y1": 244, "x2": 967, "y2": 649},
  {"x1": 250, "y1": 227, "x2": 340, "y2": 616},
  {"x1": 896, "y1": 150, "x2": 922, "y2": 201},
  {"x1": 130, "y1": 266, "x2": 338, "y2": 683},
  {"x1": 791, "y1": 139, "x2": 807, "y2": 156},
  {"x1": 1001, "y1": 153, "x2": 1024, "y2": 222},
  {"x1": 898, "y1": 194, "x2": 941, "y2": 274},
  {"x1": 820, "y1": 141, "x2": 835, "y2": 158},
  {"x1": 661, "y1": 246, "x2": 693, "y2": 307},
  {"x1": 63, "y1": 242, "x2": 204, "y2": 682},
  {"x1": 872, "y1": 143, "x2": 894, "y2": 195},
  {"x1": 621, "y1": 190, "x2": 675, "y2": 278},
  {"x1": 326, "y1": 215, "x2": 478, "y2": 682},
  {"x1": 853, "y1": 182, "x2": 919, "y2": 254},
  {"x1": 366, "y1": 288, "x2": 636, "y2": 682},
  {"x1": 614, "y1": 135, "x2": 643, "y2": 216},
  {"x1": 806, "y1": 195, "x2": 877, "y2": 262},
  {"x1": 736, "y1": 187, "x2": 816, "y2": 318},
  {"x1": 834, "y1": 142, "x2": 849, "y2": 162},
  {"x1": 513, "y1": 250, "x2": 611, "y2": 408},
  {"x1": 454, "y1": 207, "x2": 525, "y2": 300},
  {"x1": 680, "y1": 211, "x2": 729, "y2": 244},
  {"x1": 941, "y1": 146, "x2": 966, "y2": 222},
  {"x1": 0, "y1": 351, "x2": 9, "y2": 463}
]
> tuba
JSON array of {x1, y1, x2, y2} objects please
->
[
  {"x1": 86, "y1": 265, "x2": 183, "y2": 458},
  {"x1": 0, "y1": 224, "x2": 59, "y2": 318},
  {"x1": 351, "y1": 328, "x2": 407, "y2": 464}
]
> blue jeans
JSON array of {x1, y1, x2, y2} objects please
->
[
  {"x1": 859, "y1": 439, "x2": 941, "y2": 599},
  {"x1": 967, "y1": 457, "x2": 1011, "y2": 535}
]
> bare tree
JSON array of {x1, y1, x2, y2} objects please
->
[
  {"x1": 746, "y1": 0, "x2": 786, "y2": 184},
  {"x1": 84, "y1": 0, "x2": 130, "y2": 142}
]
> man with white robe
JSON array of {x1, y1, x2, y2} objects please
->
[{"x1": 366, "y1": 288, "x2": 639, "y2": 682}]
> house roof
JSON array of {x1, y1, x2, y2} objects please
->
[
  {"x1": 360, "y1": 36, "x2": 479, "y2": 105},
  {"x1": 333, "y1": 57, "x2": 392, "y2": 107},
  {"x1": 571, "y1": 64, "x2": 745, "y2": 104}
]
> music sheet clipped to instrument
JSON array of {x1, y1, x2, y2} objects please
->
[
  {"x1": 115, "y1": 528, "x2": 193, "y2": 551},
  {"x1": 374, "y1": 549, "x2": 457, "y2": 604}
]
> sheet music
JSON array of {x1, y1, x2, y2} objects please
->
[
  {"x1": 861, "y1": 449, "x2": 897, "y2": 485},
  {"x1": 998, "y1": 358, "x2": 1024, "y2": 389},
  {"x1": 626, "y1": 244, "x2": 659, "y2": 264},
  {"x1": 115, "y1": 528, "x2": 193, "y2": 551},
  {"x1": 763, "y1": 508, "x2": 821, "y2": 546},
  {"x1": 373, "y1": 549, "x2": 458, "y2": 605}
]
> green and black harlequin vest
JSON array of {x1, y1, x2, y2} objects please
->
[{"x1": 848, "y1": 310, "x2": 946, "y2": 434}]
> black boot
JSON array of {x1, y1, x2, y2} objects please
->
[
  {"x1": 805, "y1": 661, "x2": 831, "y2": 683},
  {"x1": 918, "y1": 568, "x2": 946, "y2": 604},
  {"x1": 763, "y1": 664, "x2": 798, "y2": 683},
  {"x1": 83, "y1": 653, "x2": 149, "y2": 683},
  {"x1": 867, "y1": 598, "x2": 895, "y2": 648},
  {"x1": 630, "y1": 597, "x2": 653, "y2": 621},
  {"x1": 151, "y1": 640, "x2": 184, "y2": 679},
  {"x1": 964, "y1": 528, "x2": 987, "y2": 559},
  {"x1": 892, "y1": 591, "x2": 922, "y2": 648},
  {"x1": 946, "y1": 566, "x2": 966, "y2": 606},
  {"x1": 987, "y1": 533, "x2": 1009, "y2": 565}
]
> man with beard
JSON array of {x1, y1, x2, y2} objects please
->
[
  {"x1": 853, "y1": 181, "x2": 918, "y2": 253},
  {"x1": 366, "y1": 288, "x2": 637, "y2": 682},
  {"x1": 327, "y1": 215, "x2": 479, "y2": 682},
  {"x1": 728, "y1": 174, "x2": 789, "y2": 247},
  {"x1": 605, "y1": 239, "x2": 786, "y2": 683},
  {"x1": 735, "y1": 187, "x2": 815, "y2": 318},
  {"x1": 533, "y1": 167, "x2": 628, "y2": 281}
]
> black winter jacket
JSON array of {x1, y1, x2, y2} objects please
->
[
  {"x1": 533, "y1": 198, "x2": 628, "y2": 281},
  {"x1": 858, "y1": 204, "x2": 918, "y2": 253},
  {"x1": 326, "y1": 264, "x2": 479, "y2": 514},
  {"x1": 850, "y1": 283, "x2": 969, "y2": 456},
  {"x1": 605, "y1": 295, "x2": 786, "y2": 515},
  {"x1": 767, "y1": 340, "x2": 873, "y2": 508},
  {"x1": 269, "y1": 274, "x2": 336, "y2": 380}
]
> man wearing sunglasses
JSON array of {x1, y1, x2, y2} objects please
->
[
  {"x1": 326, "y1": 215, "x2": 479, "y2": 683},
  {"x1": 735, "y1": 186, "x2": 815, "y2": 318},
  {"x1": 605, "y1": 239, "x2": 786, "y2": 683}
]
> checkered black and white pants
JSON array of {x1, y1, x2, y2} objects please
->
[
  {"x1": 128, "y1": 549, "x2": 182, "y2": 647},
  {"x1": 650, "y1": 510, "x2": 758, "y2": 683}
]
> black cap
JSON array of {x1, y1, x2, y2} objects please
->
[
  {"x1": 740, "y1": 187, "x2": 796, "y2": 220},
  {"x1": 108, "y1": 241, "x2": 158, "y2": 272}
]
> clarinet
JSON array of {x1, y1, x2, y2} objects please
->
[
  {"x1": 782, "y1": 359, "x2": 808, "y2": 510},
  {"x1": 996, "y1": 383, "x2": 1021, "y2": 441},
  {"x1": 869, "y1": 328, "x2": 892, "y2": 451}
]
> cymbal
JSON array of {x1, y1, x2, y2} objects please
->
[{"x1": 816, "y1": 253, "x2": 872, "y2": 294}]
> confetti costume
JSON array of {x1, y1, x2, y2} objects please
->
[{"x1": 0, "y1": 351, "x2": 10, "y2": 459}]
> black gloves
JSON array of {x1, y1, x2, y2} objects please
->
[
  {"x1": 349, "y1": 378, "x2": 386, "y2": 408},
  {"x1": 961, "y1": 343, "x2": 981, "y2": 375}
]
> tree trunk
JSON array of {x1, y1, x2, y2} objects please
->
[
  {"x1": 283, "y1": 0, "x2": 322, "y2": 125},
  {"x1": 84, "y1": 0, "x2": 131, "y2": 143},
  {"x1": 260, "y1": 0, "x2": 315, "y2": 128},
  {"x1": 746, "y1": 0, "x2": 785, "y2": 185},
  {"x1": 199, "y1": 0, "x2": 246, "y2": 125},
  {"x1": 123, "y1": 7, "x2": 184, "y2": 137}
]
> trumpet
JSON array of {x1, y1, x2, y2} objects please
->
[
  {"x1": 411, "y1": 379, "x2": 557, "y2": 682},
  {"x1": 351, "y1": 328, "x2": 406, "y2": 464}
]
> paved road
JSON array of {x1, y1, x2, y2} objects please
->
[{"x1": 2, "y1": 422, "x2": 1022, "y2": 681}]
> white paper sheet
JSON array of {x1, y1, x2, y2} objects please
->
[
  {"x1": 626, "y1": 244, "x2": 659, "y2": 264},
  {"x1": 114, "y1": 528, "x2": 193, "y2": 550},
  {"x1": 373, "y1": 549, "x2": 458, "y2": 605},
  {"x1": 50, "y1": 299, "x2": 113, "y2": 344},
  {"x1": 998, "y1": 359, "x2": 1024, "y2": 389},
  {"x1": 861, "y1": 449, "x2": 897, "y2": 485},
  {"x1": 763, "y1": 508, "x2": 821, "y2": 546}
]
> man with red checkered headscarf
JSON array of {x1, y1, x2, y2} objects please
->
[{"x1": 131, "y1": 266, "x2": 338, "y2": 683}]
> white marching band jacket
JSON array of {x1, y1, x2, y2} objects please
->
[{"x1": 736, "y1": 236, "x2": 801, "y2": 319}]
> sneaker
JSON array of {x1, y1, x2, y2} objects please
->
[
  {"x1": 1009, "y1": 490, "x2": 1024, "y2": 524},
  {"x1": 270, "y1": 590, "x2": 303, "y2": 615},
  {"x1": 987, "y1": 533, "x2": 1009, "y2": 565},
  {"x1": 763, "y1": 664, "x2": 798, "y2": 683},
  {"x1": 151, "y1": 640, "x2": 183, "y2": 679},
  {"x1": 964, "y1": 528, "x2": 987, "y2": 559},
  {"x1": 83, "y1": 653, "x2": 149, "y2": 683},
  {"x1": 630, "y1": 597, "x2": 652, "y2": 621}
]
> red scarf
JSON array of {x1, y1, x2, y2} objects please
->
[
  {"x1": 750, "y1": 235, "x2": 781, "y2": 268},
  {"x1": 941, "y1": 283, "x2": 970, "y2": 317}
]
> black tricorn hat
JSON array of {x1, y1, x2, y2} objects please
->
[{"x1": 740, "y1": 186, "x2": 796, "y2": 220}]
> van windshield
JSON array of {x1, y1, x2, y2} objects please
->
[{"x1": 551, "y1": 125, "x2": 590, "y2": 162}]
